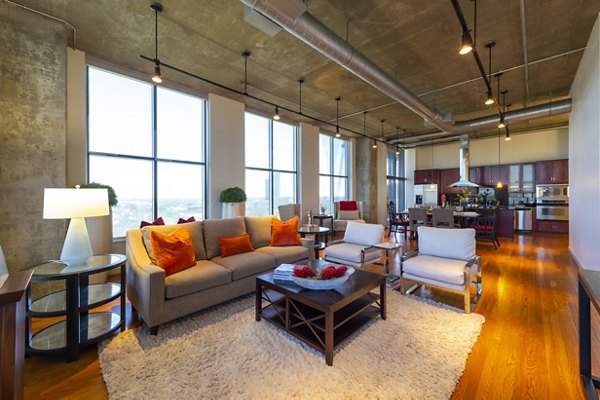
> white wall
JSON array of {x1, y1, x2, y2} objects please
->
[
  {"x1": 569, "y1": 14, "x2": 600, "y2": 271},
  {"x1": 300, "y1": 122, "x2": 319, "y2": 222},
  {"x1": 415, "y1": 128, "x2": 569, "y2": 169},
  {"x1": 207, "y1": 93, "x2": 245, "y2": 218},
  {"x1": 405, "y1": 148, "x2": 416, "y2": 208}
]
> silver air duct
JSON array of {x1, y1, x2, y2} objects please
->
[
  {"x1": 240, "y1": 0, "x2": 572, "y2": 137},
  {"x1": 449, "y1": 134, "x2": 479, "y2": 188}
]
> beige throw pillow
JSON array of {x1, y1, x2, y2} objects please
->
[{"x1": 338, "y1": 210, "x2": 360, "y2": 220}]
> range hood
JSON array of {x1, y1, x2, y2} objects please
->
[{"x1": 449, "y1": 134, "x2": 479, "y2": 188}]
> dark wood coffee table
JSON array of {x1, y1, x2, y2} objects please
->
[{"x1": 255, "y1": 259, "x2": 386, "y2": 366}]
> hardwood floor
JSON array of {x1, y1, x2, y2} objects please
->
[{"x1": 23, "y1": 232, "x2": 597, "y2": 399}]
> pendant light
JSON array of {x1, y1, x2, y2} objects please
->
[
  {"x1": 495, "y1": 74, "x2": 505, "y2": 128},
  {"x1": 496, "y1": 131, "x2": 503, "y2": 188},
  {"x1": 484, "y1": 40, "x2": 496, "y2": 105},
  {"x1": 335, "y1": 97, "x2": 341, "y2": 138},
  {"x1": 150, "y1": 3, "x2": 163, "y2": 84},
  {"x1": 459, "y1": 0, "x2": 476, "y2": 55},
  {"x1": 273, "y1": 106, "x2": 280, "y2": 121},
  {"x1": 504, "y1": 103, "x2": 512, "y2": 141},
  {"x1": 395, "y1": 127, "x2": 401, "y2": 154},
  {"x1": 298, "y1": 78, "x2": 304, "y2": 114},
  {"x1": 498, "y1": 89, "x2": 507, "y2": 129}
]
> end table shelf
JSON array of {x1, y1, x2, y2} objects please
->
[{"x1": 24, "y1": 254, "x2": 127, "y2": 362}]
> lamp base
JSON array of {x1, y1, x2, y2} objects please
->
[{"x1": 60, "y1": 217, "x2": 93, "y2": 266}]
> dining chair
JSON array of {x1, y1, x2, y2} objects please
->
[
  {"x1": 387, "y1": 201, "x2": 410, "y2": 238},
  {"x1": 408, "y1": 208, "x2": 429, "y2": 239},
  {"x1": 431, "y1": 208, "x2": 458, "y2": 228},
  {"x1": 469, "y1": 214, "x2": 500, "y2": 248}
]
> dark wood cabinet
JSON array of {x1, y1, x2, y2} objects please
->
[
  {"x1": 439, "y1": 168, "x2": 460, "y2": 193},
  {"x1": 537, "y1": 220, "x2": 569, "y2": 234},
  {"x1": 508, "y1": 163, "x2": 535, "y2": 192},
  {"x1": 414, "y1": 169, "x2": 440, "y2": 185},
  {"x1": 469, "y1": 167, "x2": 483, "y2": 185},
  {"x1": 535, "y1": 159, "x2": 568, "y2": 184},
  {"x1": 497, "y1": 208, "x2": 514, "y2": 238},
  {"x1": 481, "y1": 165, "x2": 509, "y2": 186}
]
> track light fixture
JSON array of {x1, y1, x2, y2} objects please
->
[
  {"x1": 497, "y1": 115, "x2": 505, "y2": 129},
  {"x1": 484, "y1": 89, "x2": 494, "y2": 105},
  {"x1": 484, "y1": 40, "x2": 496, "y2": 105},
  {"x1": 335, "y1": 96, "x2": 341, "y2": 137},
  {"x1": 459, "y1": 30, "x2": 473, "y2": 55},
  {"x1": 498, "y1": 89, "x2": 508, "y2": 128},
  {"x1": 505, "y1": 129, "x2": 511, "y2": 141},
  {"x1": 273, "y1": 106, "x2": 280, "y2": 121},
  {"x1": 150, "y1": 3, "x2": 163, "y2": 84},
  {"x1": 396, "y1": 146, "x2": 400, "y2": 155}
]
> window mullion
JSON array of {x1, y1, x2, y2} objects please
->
[{"x1": 152, "y1": 84, "x2": 158, "y2": 220}]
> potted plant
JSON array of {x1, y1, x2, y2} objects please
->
[
  {"x1": 80, "y1": 183, "x2": 118, "y2": 283},
  {"x1": 220, "y1": 186, "x2": 246, "y2": 218}
]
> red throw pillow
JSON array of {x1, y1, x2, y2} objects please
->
[
  {"x1": 218, "y1": 233, "x2": 255, "y2": 257},
  {"x1": 339, "y1": 201, "x2": 358, "y2": 211},
  {"x1": 177, "y1": 216, "x2": 196, "y2": 224},
  {"x1": 140, "y1": 216, "x2": 165, "y2": 228},
  {"x1": 271, "y1": 216, "x2": 302, "y2": 246},
  {"x1": 150, "y1": 228, "x2": 196, "y2": 276}
]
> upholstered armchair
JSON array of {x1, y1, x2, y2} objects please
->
[
  {"x1": 324, "y1": 220, "x2": 384, "y2": 267},
  {"x1": 400, "y1": 226, "x2": 482, "y2": 313},
  {"x1": 333, "y1": 200, "x2": 365, "y2": 235},
  {"x1": 278, "y1": 203, "x2": 300, "y2": 222}
]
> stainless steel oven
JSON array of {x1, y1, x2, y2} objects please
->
[
  {"x1": 536, "y1": 205, "x2": 569, "y2": 221},
  {"x1": 536, "y1": 184, "x2": 569, "y2": 202}
]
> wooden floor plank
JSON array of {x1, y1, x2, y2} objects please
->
[{"x1": 22, "y1": 232, "x2": 597, "y2": 399}]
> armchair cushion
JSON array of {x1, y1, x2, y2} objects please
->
[
  {"x1": 165, "y1": 260, "x2": 231, "y2": 299},
  {"x1": 417, "y1": 226, "x2": 475, "y2": 260},
  {"x1": 338, "y1": 210, "x2": 360, "y2": 220},
  {"x1": 324, "y1": 243, "x2": 379, "y2": 264},
  {"x1": 402, "y1": 254, "x2": 470, "y2": 286},
  {"x1": 344, "y1": 221, "x2": 385, "y2": 246}
]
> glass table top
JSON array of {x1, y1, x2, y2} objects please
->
[{"x1": 26, "y1": 254, "x2": 126, "y2": 277}]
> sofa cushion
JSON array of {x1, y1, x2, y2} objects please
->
[
  {"x1": 244, "y1": 216, "x2": 273, "y2": 248},
  {"x1": 343, "y1": 221, "x2": 384, "y2": 246},
  {"x1": 417, "y1": 226, "x2": 475, "y2": 261},
  {"x1": 150, "y1": 228, "x2": 196, "y2": 276},
  {"x1": 218, "y1": 233, "x2": 254, "y2": 257},
  {"x1": 271, "y1": 216, "x2": 302, "y2": 246},
  {"x1": 211, "y1": 251, "x2": 276, "y2": 281},
  {"x1": 165, "y1": 260, "x2": 232, "y2": 299},
  {"x1": 256, "y1": 245, "x2": 309, "y2": 265},
  {"x1": 402, "y1": 254, "x2": 469, "y2": 286},
  {"x1": 203, "y1": 217, "x2": 246, "y2": 259},
  {"x1": 324, "y1": 243, "x2": 380, "y2": 264},
  {"x1": 142, "y1": 221, "x2": 206, "y2": 261}
]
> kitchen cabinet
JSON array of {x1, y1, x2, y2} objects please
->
[
  {"x1": 439, "y1": 168, "x2": 460, "y2": 193},
  {"x1": 414, "y1": 169, "x2": 440, "y2": 185},
  {"x1": 482, "y1": 165, "x2": 510, "y2": 187},
  {"x1": 535, "y1": 159, "x2": 568, "y2": 184},
  {"x1": 508, "y1": 163, "x2": 535, "y2": 192},
  {"x1": 497, "y1": 208, "x2": 514, "y2": 238},
  {"x1": 469, "y1": 167, "x2": 483, "y2": 185},
  {"x1": 537, "y1": 220, "x2": 568, "y2": 234}
]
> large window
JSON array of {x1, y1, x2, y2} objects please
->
[
  {"x1": 87, "y1": 66, "x2": 206, "y2": 237},
  {"x1": 244, "y1": 112, "x2": 297, "y2": 216},
  {"x1": 319, "y1": 135, "x2": 349, "y2": 214},
  {"x1": 387, "y1": 149, "x2": 405, "y2": 210}
]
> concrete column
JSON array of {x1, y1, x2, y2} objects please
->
[
  {"x1": 355, "y1": 137, "x2": 378, "y2": 223},
  {"x1": 0, "y1": 7, "x2": 67, "y2": 270},
  {"x1": 299, "y1": 122, "x2": 319, "y2": 222}
]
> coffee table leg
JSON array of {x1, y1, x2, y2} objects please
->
[
  {"x1": 380, "y1": 283, "x2": 386, "y2": 320},
  {"x1": 255, "y1": 280, "x2": 262, "y2": 322},
  {"x1": 325, "y1": 309, "x2": 334, "y2": 366}
]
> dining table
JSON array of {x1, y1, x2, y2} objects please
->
[{"x1": 400, "y1": 209, "x2": 481, "y2": 228}]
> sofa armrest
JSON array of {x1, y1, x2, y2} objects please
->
[
  {"x1": 300, "y1": 238, "x2": 315, "y2": 261},
  {"x1": 401, "y1": 249, "x2": 419, "y2": 262},
  {"x1": 126, "y1": 230, "x2": 166, "y2": 328}
]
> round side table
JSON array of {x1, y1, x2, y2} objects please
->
[{"x1": 24, "y1": 254, "x2": 126, "y2": 362}]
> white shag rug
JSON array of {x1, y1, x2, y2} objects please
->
[{"x1": 99, "y1": 291, "x2": 484, "y2": 400}]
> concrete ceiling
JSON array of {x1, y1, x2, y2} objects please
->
[{"x1": 6, "y1": 0, "x2": 600, "y2": 145}]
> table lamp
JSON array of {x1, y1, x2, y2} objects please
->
[{"x1": 43, "y1": 187, "x2": 109, "y2": 266}]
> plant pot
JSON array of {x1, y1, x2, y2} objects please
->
[
  {"x1": 86, "y1": 210, "x2": 113, "y2": 283},
  {"x1": 222, "y1": 202, "x2": 245, "y2": 218}
]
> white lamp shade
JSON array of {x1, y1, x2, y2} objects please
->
[{"x1": 43, "y1": 188, "x2": 109, "y2": 219}]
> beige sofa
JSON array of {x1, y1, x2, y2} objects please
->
[{"x1": 126, "y1": 216, "x2": 313, "y2": 333}]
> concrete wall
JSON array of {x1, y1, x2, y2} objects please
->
[
  {"x1": 404, "y1": 148, "x2": 416, "y2": 208},
  {"x1": 0, "y1": 7, "x2": 67, "y2": 271},
  {"x1": 207, "y1": 93, "x2": 245, "y2": 219},
  {"x1": 415, "y1": 128, "x2": 569, "y2": 169},
  {"x1": 569, "y1": 14, "x2": 600, "y2": 271},
  {"x1": 299, "y1": 122, "x2": 319, "y2": 222},
  {"x1": 376, "y1": 145, "x2": 388, "y2": 225},
  {"x1": 66, "y1": 49, "x2": 87, "y2": 187}
]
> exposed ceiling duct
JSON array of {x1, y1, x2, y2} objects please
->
[
  {"x1": 240, "y1": 0, "x2": 572, "y2": 138},
  {"x1": 449, "y1": 134, "x2": 479, "y2": 188}
]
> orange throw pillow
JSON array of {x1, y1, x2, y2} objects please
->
[
  {"x1": 271, "y1": 216, "x2": 302, "y2": 246},
  {"x1": 218, "y1": 233, "x2": 255, "y2": 257},
  {"x1": 150, "y1": 228, "x2": 196, "y2": 276}
]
